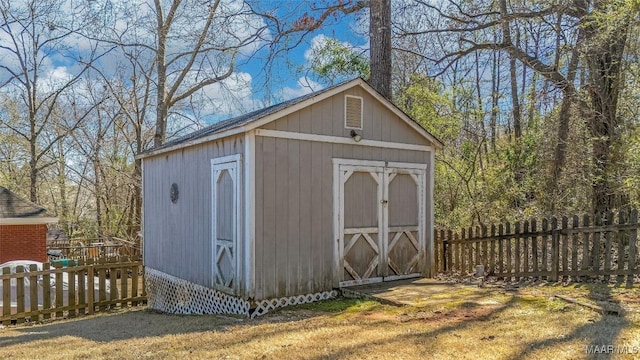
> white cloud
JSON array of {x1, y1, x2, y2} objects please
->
[
  {"x1": 279, "y1": 77, "x2": 324, "y2": 100},
  {"x1": 304, "y1": 34, "x2": 367, "y2": 62}
]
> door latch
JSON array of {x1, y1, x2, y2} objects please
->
[{"x1": 380, "y1": 200, "x2": 388, "y2": 205}]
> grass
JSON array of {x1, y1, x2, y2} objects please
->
[{"x1": 1, "y1": 283, "x2": 639, "y2": 359}]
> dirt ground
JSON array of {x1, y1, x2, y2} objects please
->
[{"x1": 1, "y1": 280, "x2": 639, "y2": 360}]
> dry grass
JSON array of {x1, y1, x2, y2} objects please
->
[{"x1": 1, "y1": 284, "x2": 639, "y2": 360}]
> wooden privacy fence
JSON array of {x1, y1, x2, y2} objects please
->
[
  {"x1": 435, "y1": 210, "x2": 639, "y2": 282},
  {"x1": 1, "y1": 256, "x2": 146, "y2": 325}
]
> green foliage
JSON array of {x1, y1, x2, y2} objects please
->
[
  {"x1": 396, "y1": 75, "x2": 459, "y2": 143},
  {"x1": 308, "y1": 37, "x2": 369, "y2": 85}
]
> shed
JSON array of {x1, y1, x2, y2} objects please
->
[
  {"x1": 140, "y1": 78, "x2": 443, "y2": 317},
  {"x1": 0, "y1": 187, "x2": 58, "y2": 264}
]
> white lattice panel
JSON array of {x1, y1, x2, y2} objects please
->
[
  {"x1": 146, "y1": 267, "x2": 339, "y2": 318},
  {"x1": 250, "y1": 290, "x2": 339, "y2": 318},
  {"x1": 145, "y1": 268, "x2": 250, "y2": 316}
]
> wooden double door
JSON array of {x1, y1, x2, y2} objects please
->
[{"x1": 335, "y1": 159, "x2": 427, "y2": 287}]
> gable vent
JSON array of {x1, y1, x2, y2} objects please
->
[{"x1": 345, "y1": 95, "x2": 363, "y2": 130}]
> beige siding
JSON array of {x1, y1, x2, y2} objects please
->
[
  {"x1": 262, "y1": 87, "x2": 431, "y2": 147},
  {"x1": 143, "y1": 135, "x2": 244, "y2": 290},
  {"x1": 253, "y1": 136, "x2": 431, "y2": 299}
]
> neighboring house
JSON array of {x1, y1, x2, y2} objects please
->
[
  {"x1": 140, "y1": 78, "x2": 443, "y2": 317},
  {"x1": 0, "y1": 187, "x2": 58, "y2": 264}
]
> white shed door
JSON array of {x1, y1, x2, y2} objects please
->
[
  {"x1": 335, "y1": 160, "x2": 426, "y2": 287},
  {"x1": 212, "y1": 155, "x2": 242, "y2": 294}
]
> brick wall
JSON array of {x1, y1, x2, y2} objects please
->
[{"x1": 0, "y1": 224, "x2": 48, "y2": 264}]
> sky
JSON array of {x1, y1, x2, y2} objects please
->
[
  {"x1": 209, "y1": 1, "x2": 370, "y2": 121},
  {"x1": 0, "y1": 0, "x2": 370, "y2": 130}
]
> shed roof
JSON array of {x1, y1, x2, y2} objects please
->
[
  {"x1": 0, "y1": 187, "x2": 57, "y2": 224},
  {"x1": 140, "y1": 78, "x2": 443, "y2": 158}
]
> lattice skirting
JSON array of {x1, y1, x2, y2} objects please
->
[
  {"x1": 250, "y1": 290, "x2": 339, "y2": 318},
  {"x1": 145, "y1": 268, "x2": 250, "y2": 316},
  {"x1": 145, "y1": 267, "x2": 339, "y2": 318}
]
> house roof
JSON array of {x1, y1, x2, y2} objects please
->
[
  {"x1": 0, "y1": 187, "x2": 57, "y2": 224},
  {"x1": 140, "y1": 78, "x2": 443, "y2": 158}
]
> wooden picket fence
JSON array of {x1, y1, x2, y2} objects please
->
[
  {"x1": 1, "y1": 256, "x2": 146, "y2": 325},
  {"x1": 435, "y1": 209, "x2": 639, "y2": 282}
]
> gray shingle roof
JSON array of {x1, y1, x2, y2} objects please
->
[
  {"x1": 0, "y1": 187, "x2": 51, "y2": 219},
  {"x1": 150, "y1": 80, "x2": 350, "y2": 153}
]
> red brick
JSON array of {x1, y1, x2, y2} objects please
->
[{"x1": 0, "y1": 224, "x2": 48, "y2": 263}]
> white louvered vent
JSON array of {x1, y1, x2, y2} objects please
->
[{"x1": 345, "y1": 95, "x2": 363, "y2": 130}]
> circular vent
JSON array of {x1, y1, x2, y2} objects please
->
[{"x1": 170, "y1": 183, "x2": 179, "y2": 203}]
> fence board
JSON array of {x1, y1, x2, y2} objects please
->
[
  {"x1": 515, "y1": 222, "x2": 521, "y2": 281},
  {"x1": 42, "y1": 263, "x2": 51, "y2": 320},
  {"x1": 498, "y1": 224, "x2": 504, "y2": 274},
  {"x1": 446, "y1": 230, "x2": 452, "y2": 272},
  {"x1": 604, "y1": 212, "x2": 614, "y2": 282},
  {"x1": 68, "y1": 267, "x2": 76, "y2": 318},
  {"x1": 551, "y1": 217, "x2": 559, "y2": 282},
  {"x1": 571, "y1": 216, "x2": 579, "y2": 279},
  {"x1": 541, "y1": 219, "x2": 549, "y2": 275},
  {"x1": 561, "y1": 216, "x2": 569, "y2": 281},
  {"x1": 2, "y1": 267, "x2": 10, "y2": 326},
  {"x1": 490, "y1": 225, "x2": 496, "y2": 274},
  {"x1": 582, "y1": 215, "x2": 590, "y2": 272},
  {"x1": 466, "y1": 227, "x2": 473, "y2": 274},
  {"x1": 531, "y1": 220, "x2": 538, "y2": 273},
  {"x1": 437, "y1": 210, "x2": 640, "y2": 283},
  {"x1": 29, "y1": 264, "x2": 39, "y2": 322},
  {"x1": 617, "y1": 211, "x2": 626, "y2": 283},
  {"x1": 523, "y1": 221, "x2": 529, "y2": 280},
  {"x1": 506, "y1": 222, "x2": 512, "y2": 280},
  {"x1": 78, "y1": 260, "x2": 86, "y2": 316},
  {"x1": 629, "y1": 210, "x2": 638, "y2": 283},
  {"x1": 482, "y1": 226, "x2": 488, "y2": 270},
  {"x1": 132, "y1": 262, "x2": 139, "y2": 307},
  {"x1": 16, "y1": 266, "x2": 25, "y2": 324},
  {"x1": 1, "y1": 258, "x2": 145, "y2": 324}
]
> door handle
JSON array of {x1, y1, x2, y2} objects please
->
[{"x1": 380, "y1": 200, "x2": 388, "y2": 204}]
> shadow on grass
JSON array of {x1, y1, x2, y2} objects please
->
[
  {"x1": 305, "y1": 295, "x2": 519, "y2": 360},
  {"x1": 508, "y1": 282, "x2": 629, "y2": 359},
  {"x1": 0, "y1": 308, "x2": 241, "y2": 346}
]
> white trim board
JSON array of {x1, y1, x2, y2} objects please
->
[
  {"x1": 243, "y1": 130, "x2": 256, "y2": 298},
  {"x1": 138, "y1": 78, "x2": 443, "y2": 160},
  {"x1": 0, "y1": 217, "x2": 58, "y2": 225},
  {"x1": 256, "y1": 129, "x2": 433, "y2": 152},
  {"x1": 138, "y1": 127, "x2": 247, "y2": 159},
  {"x1": 244, "y1": 78, "x2": 443, "y2": 149}
]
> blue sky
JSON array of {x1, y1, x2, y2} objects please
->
[
  {"x1": 0, "y1": 0, "x2": 370, "y2": 129},
  {"x1": 229, "y1": 2, "x2": 369, "y2": 117}
]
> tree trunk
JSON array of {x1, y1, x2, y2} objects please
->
[
  {"x1": 29, "y1": 114, "x2": 38, "y2": 203},
  {"x1": 57, "y1": 139, "x2": 69, "y2": 234},
  {"x1": 490, "y1": 49, "x2": 500, "y2": 152},
  {"x1": 584, "y1": 9, "x2": 629, "y2": 214},
  {"x1": 369, "y1": 0, "x2": 392, "y2": 99},
  {"x1": 154, "y1": 0, "x2": 169, "y2": 147}
]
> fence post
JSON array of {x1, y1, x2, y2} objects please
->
[
  {"x1": 29, "y1": 264, "x2": 39, "y2": 322},
  {"x1": 2, "y1": 267, "x2": 10, "y2": 326},
  {"x1": 551, "y1": 217, "x2": 559, "y2": 282},
  {"x1": 42, "y1": 263, "x2": 51, "y2": 320},
  {"x1": 87, "y1": 262, "x2": 95, "y2": 315},
  {"x1": 442, "y1": 237, "x2": 447, "y2": 272},
  {"x1": 629, "y1": 209, "x2": 638, "y2": 284}
]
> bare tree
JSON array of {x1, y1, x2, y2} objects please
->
[
  {"x1": 396, "y1": 0, "x2": 637, "y2": 214},
  {"x1": 0, "y1": 0, "x2": 106, "y2": 201}
]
